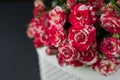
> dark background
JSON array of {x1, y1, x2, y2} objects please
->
[{"x1": 0, "y1": 1, "x2": 41, "y2": 80}]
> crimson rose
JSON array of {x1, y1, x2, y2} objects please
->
[
  {"x1": 57, "y1": 43, "x2": 82, "y2": 67},
  {"x1": 48, "y1": 24, "x2": 67, "y2": 47},
  {"x1": 100, "y1": 37, "x2": 120, "y2": 58},
  {"x1": 68, "y1": 25, "x2": 96, "y2": 52},
  {"x1": 69, "y1": 3, "x2": 96, "y2": 26},
  {"x1": 49, "y1": 6, "x2": 66, "y2": 26},
  {"x1": 100, "y1": 12, "x2": 120, "y2": 34},
  {"x1": 93, "y1": 58, "x2": 120, "y2": 76}
]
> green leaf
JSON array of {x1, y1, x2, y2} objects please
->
[
  {"x1": 111, "y1": 0, "x2": 120, "y2": 15},
  {"x1": 52, "y1": 1, "x2": 58, "y2": 8}
]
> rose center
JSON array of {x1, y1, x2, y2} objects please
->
[{"x1": 74, "y1": 31, "x2": 87, "y2": 44}]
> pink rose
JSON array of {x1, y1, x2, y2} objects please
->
[
  {"x1": 34, "y1": 0, "x2": 45, "y2": 8},
  {"x1": 117, "y1": 0, "x2": 120, "y2": 4},
  {"x1": 68, "y1": 25, "x2": 96, "y2": 52},
  {"x1": 67, "y1": 0, "x2": 77, "y2": 9},
  {"x1": 49, "y1": 6, "x2": 66, "y2": 26},
  {"x1": 26, "y1": 18, "x2": 39, "y2": 38},
  {"x1": 48, "y1": 24, "x2": 67, "y2": 47},
  {"x1": 33, "y1": 0, "x2": 45, "y2": 18},
  {"x1": 100, "y1": 37, "x2": 120, "y2": 58},
  {"x1": 93, "y1": 58, "x2": 120, "y2": 76},
  {"x1": 57, "y1": 43, "x2": 82, "y2": 67},
  {"x1": 69, "y1": 3, "x2": 96, "y2": 26},
  {"x1": 100, "y1": 12, "x2": 120, "y2": 34}
]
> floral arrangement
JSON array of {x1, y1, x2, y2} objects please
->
[{"x1": 26, "y1": 0, "x2": 120, "y2": 76}]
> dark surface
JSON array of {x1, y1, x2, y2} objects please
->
[{"x1": 0, "y1": 2, "x2": 40, "y2": 80}]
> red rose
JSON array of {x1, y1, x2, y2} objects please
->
[
  {"x1": 68, "y1": 60, "x2": 83, "y2": 67},
  {"x1": 100, "y1": 37, "x2": 120, "y2": 58},
  {"x1": 33, "y1": 37, "x2": 43, "y2": 48},
  {"x1": 35, "y1": 25, "x2": 50, "y2": 46},
  {"x1": 79, "y1": 44, "x2": 99, "y2": 65},
  {"x1": 33, "y1": 0, "x2": 45, "y2": 18},
  {"x1": 49, "y1": 6, "x2": 66, "y2": 26},
  {"x1": 93, "y1": 58, "x2": 120, "y2": 76},
  {"x1": 100, "y1": 12, "x2": 120, "y2": 34},
  {"x1": 58, "y1": 43, "x2": 80, "y2": 62},
  {"x1": 67, "y1": 0, "x2": 77, "y2": 9},
  {"x1": 39, "y1": 12, "x2": 49, "y2": 28},
  {"x1": 69, "y1": 3, "x2": 96, "y2": 26},
  {"x1": 57, "y1": 53, "x2": 69, "y2": 66},
  {"x1": 57, "y1": 43, "x2": 82, "y2": 67},
  {"x1": 68, "y1": 25, "x2": 96, "y2": 52},
  {"x1": 26, "y1": 18, "x2": 39, "y2": 38},
  {"x1": 87, "y1": 0, "x2": 103, "y2": 10},
  {"x1": 48, "y1": 24, "x2": 67, "y2": 47}
]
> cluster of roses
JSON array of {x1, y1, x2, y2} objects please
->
[{"x1": 27, "y1": 0, "x2": 120, "y2": 76}]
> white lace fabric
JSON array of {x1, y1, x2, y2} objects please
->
[{"x1": 39, "y1": 57, "x2": 80, "y2": 80}]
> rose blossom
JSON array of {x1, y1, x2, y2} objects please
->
[
  {"x1": 49, "y1": 6, "x2": 66, "y2": 26},
  {"x1": 33, "y1": 0, "x2": 45, "y2": 18},
  {"x1": 69, "y1": 3, "x2": 96, "y2": 26},
  {"x1": 117, "y1": 0, "x2": 120, "y2": 4},
  {"x1": 57, "y1": 43, "x2": 82, "y2": 67},
  {"x1": 93, "y1": 58, "x2": 120, "y2": 76},
  {"x1": 68, "y1": 60, "x2": 83, "y2": 67},
  {"x1": 100, "y1": 12, "x2": 120, "y2": 34},
  {"x1": 35, "y1": 25, "x2": 50, "y2": 46},
  {"x1": 39, "y1": 12, "x2": 49, "y2": 28},
  {"x1": 33, "y1": 36, "x2": 43, "y2": 48},
  {"x1": 57, "y1": 53, "x2": 69, "y2": 66},
  {"x1": 26, "y1": 18, "x2": 39, "y2": 38},
  {"x1": 34, "y1": 0, "x2": 45, "y2": 8},
  {"x1": 100, "y1": 37, "x2": 120, "y2": 58},
  {"x1": 79, "y1": 43, "x2": 99, "y2": 65},
  {"x1": 87, "y1": 0, "x2": 103, "y2": 10},
  {"x1": 67, "y1": 0, "x2": 77, "y2": 9},
  {"x1": 68, "y1": 25, "x2": 96, "y2": 52},
  {"x1": 48, "y1": 24, "x2": 67, "y2": 47}
]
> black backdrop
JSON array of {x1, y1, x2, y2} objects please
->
[{"x1": 0, "y1": 2, "x2": 41, "y2": 80}]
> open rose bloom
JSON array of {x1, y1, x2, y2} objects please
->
[{"x1": 26, "y1": 0, "x2": 120, "y2": 77}]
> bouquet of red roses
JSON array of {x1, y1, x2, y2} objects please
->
[{"x1": 26, "y1": 0, "x2": 120, "y2": 76}]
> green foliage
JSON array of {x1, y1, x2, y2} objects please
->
[
  {"x1": 51, "y1": 0, "x2": 58, "y2": 8},
  {"x1": 95, "y1": 23, "x2": 111, "y2": 43},
  {"x1": 104, "y1": 0, "x2": 111, "y2": 3}
]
